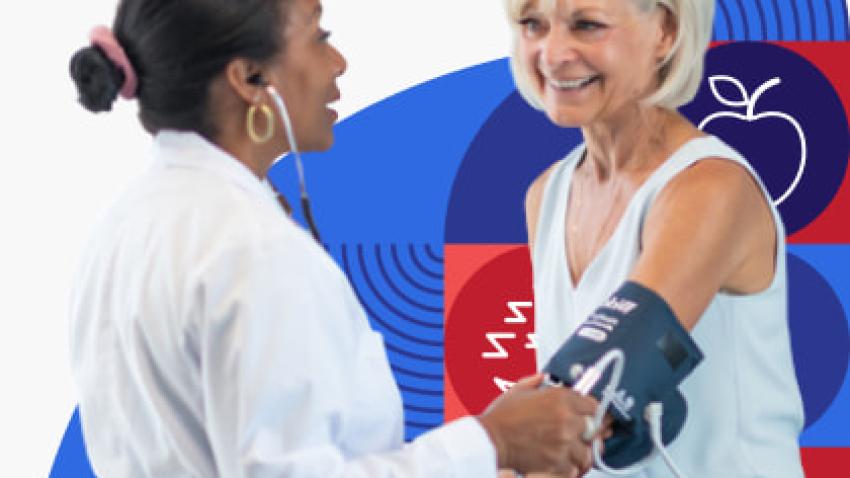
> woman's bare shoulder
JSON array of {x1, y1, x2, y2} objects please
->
[{"x1": 659, "y1": 156, "x2": 764, "y2": 211}]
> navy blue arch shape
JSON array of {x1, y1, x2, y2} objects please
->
[
  {"x1": 712, "y1": 0, "x2": 849, "y2": 40},
  {"x1": 787, "y1": 250, "x2": 850, "y2": 430}
]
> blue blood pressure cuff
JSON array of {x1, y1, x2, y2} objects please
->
[{"x1": 542, "y1": 281, "x2": 704, "y2": 468}]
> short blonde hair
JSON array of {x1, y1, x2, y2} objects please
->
[{"x1": 504, "y1": 0, "x2": 715, "y2": 110}]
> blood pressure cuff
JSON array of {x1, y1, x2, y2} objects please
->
[{"x1": 542, "y1": 281, "x2": 704, "y2": 468}]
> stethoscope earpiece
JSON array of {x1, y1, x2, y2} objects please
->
[{"x1": 262, "y1": 81, "x2": 323, "y2": 244}]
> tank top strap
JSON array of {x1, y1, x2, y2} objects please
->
[{"x1": 640, "y1": 135, "x2": 749, "y2": 202}]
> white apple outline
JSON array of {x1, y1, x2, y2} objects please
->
[{"x1": 698, "y1": 76, "x2": 807, "y2": 206}]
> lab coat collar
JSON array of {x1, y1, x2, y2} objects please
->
[{"x1": 153, "y1": 130, "x2": 279, "y2": 202}]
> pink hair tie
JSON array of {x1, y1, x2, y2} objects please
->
[{"x1": 89, "y1": 25, "x2": 138, "y2": 100}]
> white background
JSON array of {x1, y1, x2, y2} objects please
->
[{"x1": 0, "y1": 1, "x2": 511, "y2": 475}]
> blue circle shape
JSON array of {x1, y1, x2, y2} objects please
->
[
  {"x1": 787, "y1": 252, "x2": 850, "y2": 428},
  {"x1": 681, "y1": 42, "x2": 849, "y2": 235},
  {"x1": 445, "y1": 91, "x2": 582, "y2": 244}
]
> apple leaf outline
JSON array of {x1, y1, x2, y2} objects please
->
[{"x1": 709, "y1": 75, "x2": 750, "y2": 108}]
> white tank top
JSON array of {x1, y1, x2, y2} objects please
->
[{"x1": 532, "y1": 136, "x2": 805, "y2": 477}]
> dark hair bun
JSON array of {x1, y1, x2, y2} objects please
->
[{"x1": 69, "y1": 46, "x2": 125, "y2": 113}]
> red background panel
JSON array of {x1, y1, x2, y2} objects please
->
[
  {"x1": 771, "y1": 42, "x2": 850, "y2": 244},
  {"x1": 800, "y1": 447, "x2": 850, "y2": 476},
  {"x1": 706, "y1": 41, "x2": 850, "y2": 243},
  {"x1": 444, "y1": 244, "x2": 519, "y2": 422}
]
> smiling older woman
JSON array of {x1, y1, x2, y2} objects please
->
[{"x1": 504, "y1": 0, "x2": 805, "y2": 477}]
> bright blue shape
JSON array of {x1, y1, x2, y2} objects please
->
[
  {"x1": 268, "y1": 59, "x2": 516, "y2": 244},
  {"x1": 810, "y1": 0, "x2": 831, "y2": 39},
  {"x1": 387, "y1": 244, "x2": 444, "y2": 292},
  {"x1": 49, "y1": 408, "x2": 95, "y2": 478},
  {"x1": 373, "y1": 246, "x2": 444, "y2": 313},
  {"x1": 385, "y1": 346, "x2": 442, "y2": 366},
  {"x1": 335, "y1": 244, "x2": 444, "y2": 348},
  {"x1": 393, "y1": 371, "x2": 443, "y2": 390},
  {"x1": 390, "y1": 364, "x2": 442, "y2": 383},
  {"x1": 399, "y1": 389, "x2": 444, "y2": 414},
  {"x1": 715, "y1": 0, "x2": 734, "y2": 40},
  {"x1": 722, "y1": 0, "x2": 749, "y2": 39},
  {"x1": 756, "y1": 0, "x2": 780, "y2": 39},
  {"x1": 834, "y1": 0, "x2": 850, "y2": 39},
  {"x1": 404, "y1": 424, "x2": 435, "y2": 442},
  {"x1": 388, "y1": 350, "x2": 443, "y2": 373},
  {"x1": 353, "y1": 246, "x2": 443, "y2": 337},
  {"x1": 403, "y1": 409, "x2": 443, "y2": 426},
  {"x1": 791, "y1": 245, "x2": 850, "y2": 446},
  {"x1": 775, "y1": 0, "x2": 802, "y2": 39},
  {"x1": 768, "y1": 0, "x2": 787, "y2": 39},
  {"x1": 741, "y1": 0, "x2": 764, "y2": 39},
  {"x1": 797, "y1": 0, "x2": 816, "y2": 39},
  {"x1": 733, "y1": 0, "x2": 753, "y2": 40}
]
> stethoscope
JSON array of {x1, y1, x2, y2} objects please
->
[{"x1": 250, "y1": 74, "x2": 322, "y2": 244}]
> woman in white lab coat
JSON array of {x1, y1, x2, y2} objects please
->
[{"x1": 68, "y1": 0, "x2": 602, "y2": 476}]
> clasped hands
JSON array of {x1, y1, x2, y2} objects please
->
[{"x1": 479, "y1": 374, "x2": 613, "y2": 478}]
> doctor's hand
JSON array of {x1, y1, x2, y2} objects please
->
[{"x1": 478, "y1": 374, "x2": 598, "y2": 476}]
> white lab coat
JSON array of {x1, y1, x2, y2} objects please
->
[{"x1": 69, "y1": 131, "x2": 497, "y2": 477}]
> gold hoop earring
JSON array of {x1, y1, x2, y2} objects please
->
[{"x1": 247, "y1": 104, "x2": 275, "y2": 144}]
